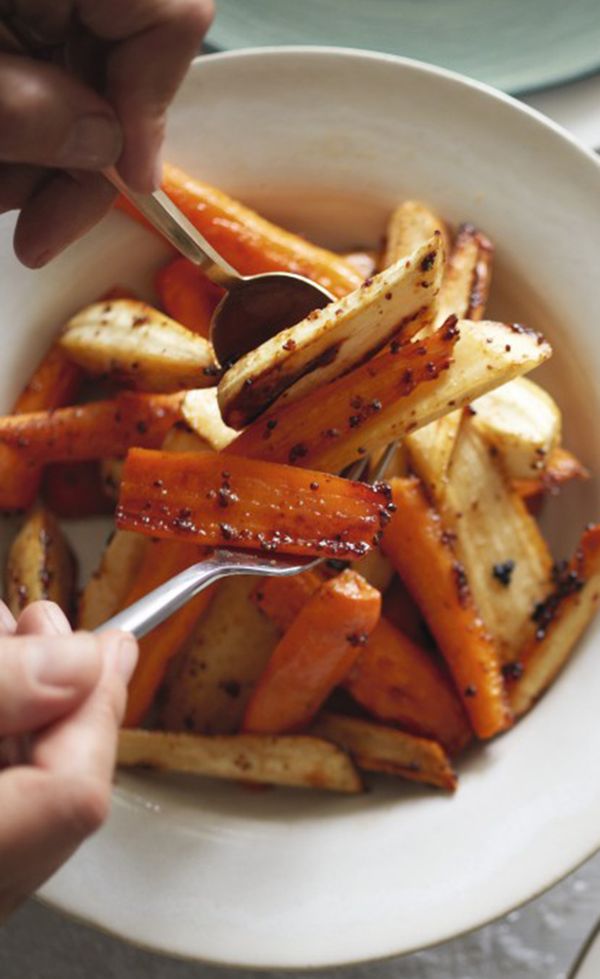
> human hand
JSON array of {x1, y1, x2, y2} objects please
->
[
  {"x1": 0, "y1": 0, "x2": 214, "y2": 267},
  {"x1": 0, "y1": 599, "x2": 138, "y2": 920}
]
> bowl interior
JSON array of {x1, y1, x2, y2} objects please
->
[{"x1": 1, "y1": 49, "x2": 598, "y2": 968}]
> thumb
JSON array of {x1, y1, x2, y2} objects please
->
[
  {"x1": 0, "y1": 54, "x2": 122, "y2": 170},
  {"x1": 0, "y1": 633, "x2": 103, "y2": 736}
]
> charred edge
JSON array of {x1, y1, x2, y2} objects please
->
[
  {"x1": 531, "y1": 561, "x2": 586, "y2": 640},
  {"x1": 452, "y1": 561, "x2": 470, "y2": 607}
]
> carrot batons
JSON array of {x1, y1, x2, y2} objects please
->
[
  {"x1": 244, "y1": 570, "x2": 381, "y2": 733},
  {"x1": 381, "y1": 477, "x2": 511, "y2": 739},
  {"x1": 0, "y1": 391, "x2": 184, "y2": 465},
  {"x1": 116, "y1": 449, "x2": 394, "y2": 559},
  {"x1": 344, "y1": 618, "x2": 471, "y2": 755},
  {"x1": 251, "y1": 569, "x2": 324, "y2": 632},
  {"x1": 118, "y1": 163, "x2": 362, "y2": 298},
  {"x1": 155, "y1": 257, "x2": 224, "y2": 338},
  {"x1": 122, "y1": 540, "x2": 213, "y2": 728},
  {"x1": 42, "y1": 461, "x2": 114, "y2": 518}
]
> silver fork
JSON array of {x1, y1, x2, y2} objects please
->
[{"x1": 96, "y1": 445, "x2": 397, "y2": 640}]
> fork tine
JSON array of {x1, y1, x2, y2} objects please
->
[
  {"x1": 370, "y1": 441, "x2": 398, "y2": 482},
  {"x1": 343, "y1": 456, "x2": 370, "y2": 482}
]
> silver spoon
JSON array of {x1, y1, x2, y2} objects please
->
[{"x1": 107, "y1": 169, "x2": 334, "y2": 366}]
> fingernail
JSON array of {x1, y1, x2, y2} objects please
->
[
  {"x1": 58, "y1": 114, "x2": 122, "y2": 169},
  {"x1": 114, "y1": 634, "x2": 138, "y2": 683},
  {"x1": 30, "y1": 639, "x2": 94, "y2": 688}
]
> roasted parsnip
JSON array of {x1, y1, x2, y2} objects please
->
[
  {"x1": 508, "y1": 524, "x2": 600, "y2": 717},
  {"x1": 78, "y1": 530, "x2": 148, "y2": 630},
  {"x1": 311, "y1": 712, "x2": 457, "y2": 791},
  {"x1": 227, "y1": 319, "x2": 552, "y2": 474},
  {"x1": 161, "y1": 576, "x2": 280, "y2": 735},
  {"x1": 118, "y1": 728, "x2": 363, "y2": 793},
  {"x1": 5, "y1": 506, "x2": 76, "y2": 618},
  {"x1": 218, "y1": 235, "x2": 444, "y2": 428},
  {"x1": 60, "y1": 299, "x2": 217, "y2": 392},
  {"x1": 383, "y1": 200, "x2": 449, "y2": 267}
]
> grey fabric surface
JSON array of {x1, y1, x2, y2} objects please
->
[{"x1": 2, "y1": 851, "x2": 600, "y2": 979}]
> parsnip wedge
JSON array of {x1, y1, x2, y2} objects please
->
[
  {"x1": 441, "y1": 414, "x2": 552, "y2": 662},
  {"x1": 508, "y1": 524, "x2": 600, "y2": 717},
  {"x1": 383, "y1": 200, "x2": 449, "y2": 267},
  {"x1": 78, "y1": 529, "x2": 148, "y2": 629},
  {"x1": 5, "y1": 506, "x2": 76, "y2": 618},
  {"x1": 180, "y1": 388, "x2": 237, "y2": 450},
  {"x1": 228, "y1": 319, "x2": 552, "y2": 474},
  {"x1": 118, "y1": 728, "x2": 362, "y2": 793},
  {"x1": 405, "y1": 222, "x2": 494, "y2": 496},
  {"x1": 60, "y1": 299, "x2": 217, "y2": 392},
  {"x1": 161, "y1": 576, "x2": 280, "y2": 735},
  {"x1": 470, "y1": 377, "x2": 562, "y2": 480},
  {"x1": 434, "y1": 223, "x2": 494, "y2": 328},
  {"x1": 311, "y1": 713, "x2": 457, "y2": 791},
  {"x1": 218, "y1": 235, "x2": 444, "y2": 428}
]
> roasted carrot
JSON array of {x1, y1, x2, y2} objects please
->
[
  {"x1": 122, "y1": 540, "x2": 214, "y2": 727},
  {"x1": 344, "y1": 618, "x2": 471, "y2": 754},
  {"x1": 0, "y1": 345, "x2": 83, "y2": 509},
  {"x1": 382, "y1": 574, "x2": 432, "y2": 648},
  {"x1": 155, "y1": 257, "x2": 224, "y2": 338},
  {"x1": 0, "y1": 391, "x2": 184, "y2": 465},
  {"x1": 507, "y1": 524, "x2": 600, "y2": 717},
  {"x1": 117, "y1": 163, "x2": 362, "y2": 298},
  {"x1": 243, "y1": 570, "x2": 381, "y2": 733},
  {"x1": 381, "y1": 477, "x2": 511, "y2": 739},
  {"x1": 251, "y1": 569, "x2": 325, "y2": 632},
  {"x1": 116, "y1": 449, "x2": 394, "y2": 559},
  {"x1": 42, "y1": 461, "x2": 115, "y2": 518}
]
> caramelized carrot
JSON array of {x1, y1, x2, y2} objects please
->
[
  {"x1": 244, "y1": 570, "x2": 381, "y2": 733},
  {"x1": 122, "y1": 540, "x2": 214, "y2": 727},
  {"x1": 117, "y1": 163, "x2": 362, "y2": 298},
  {"x1": 0, "y1": 391, "x2": 184, "y2": 465},
  {"x1": 344, "y1": 618, "x2": 471, "y2": 754},
  {"x1": 381, "y1": 477, "x2": 511, "y2": 739},
  {"x1": 42, "y1": 461, "x2": 114, "y2": 518},
  {"x1": 116, "y1": 449, "x2": 394, "y2": 559},
  {"x1": 226, "y1": 322, "x2": 458, "y2": 472},
  {"x1": 0, "y1": 346, "x2": 82, "y2": 509},
  {"x1": 251, "y1": 569, "x2": 325, "y2": 631},
  {"x1": 155, "y1": 257, "x2": 224, "y2": 338}
]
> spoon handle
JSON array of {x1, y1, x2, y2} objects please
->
[{"x1": 104, "y1": 167, "x2": 242, "y2": 290}]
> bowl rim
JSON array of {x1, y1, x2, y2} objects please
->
[{"x1": 37, "y1": 45, "x2": 600, "y2": 968}]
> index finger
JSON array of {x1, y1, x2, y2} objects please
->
[{"x1": 77, "y1": 0, "x2": 214, "y2": 192}]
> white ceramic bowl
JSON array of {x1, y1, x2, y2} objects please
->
[{"x1": 3, "y1": 48, "x2": 600, "y2": 969}]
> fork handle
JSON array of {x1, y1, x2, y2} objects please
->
[{"x1": 95, "y1": 556, "x2": 235, "y2": 640}]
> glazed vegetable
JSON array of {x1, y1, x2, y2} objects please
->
[
  {"x1": 227, "y1": 318, "x2": 551, "y2": 473},
  {"x1": 440, "y1": 414, "x2": 552, "y2": 662},
  {"x1": 161, "y1": 576, "x2": 280, "y2": 735},
  {"x1": 5, "y1": 506, "x2": 76, "y2": 618},
  {"x1": 42, "y1": 461, "x2": 114, "y2": 518},
  {"x1": 121, "y1": 540, "x2": 213, "y2": 727},
  {"x1": 311, "y1": 713, "x2": 457, "y2": 791},
  {"x1": 117, "y1": 162, "x2": 363, "y2": 298},
  {"x1": 434, "y1": 223, "x2": 494, "y2": 328},
  {"x1": 383, "y1": 200, "x2": 449, "y2": 267},
  {"x1": 507, "y1": 524, "x2": 600, "y2": 717},
  {"x1": 0, "y1": 391, "x2": 184, "y2": 465},
  {"x1": 155, "y1": 256, "x2": 224, "y2": 338},
  {"x1": 60, "y1": 299, "x2": 217, "y2": 392},
  {"x1": 344, "y1": 618, "x2": 471, "y2": 755},
  {"x1": 118, "y1": 728, "x2": 363, "y2": 793},
  {"x1": 117, "y1": 449, "x2": 395, "y2": 559},
  {"x1": 244, "y1": 570, "x2": 381, "y2": 734},
  {"x1": 382, "y1": 477, "x2": 511, "y2": 739},
  {"x1": 218, "y1": 235, "x2": 444, "y2": 428}
]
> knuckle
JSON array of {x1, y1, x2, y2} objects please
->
[{"x1": 176, "y1": 0, "x2": 215, "y2": 35}]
